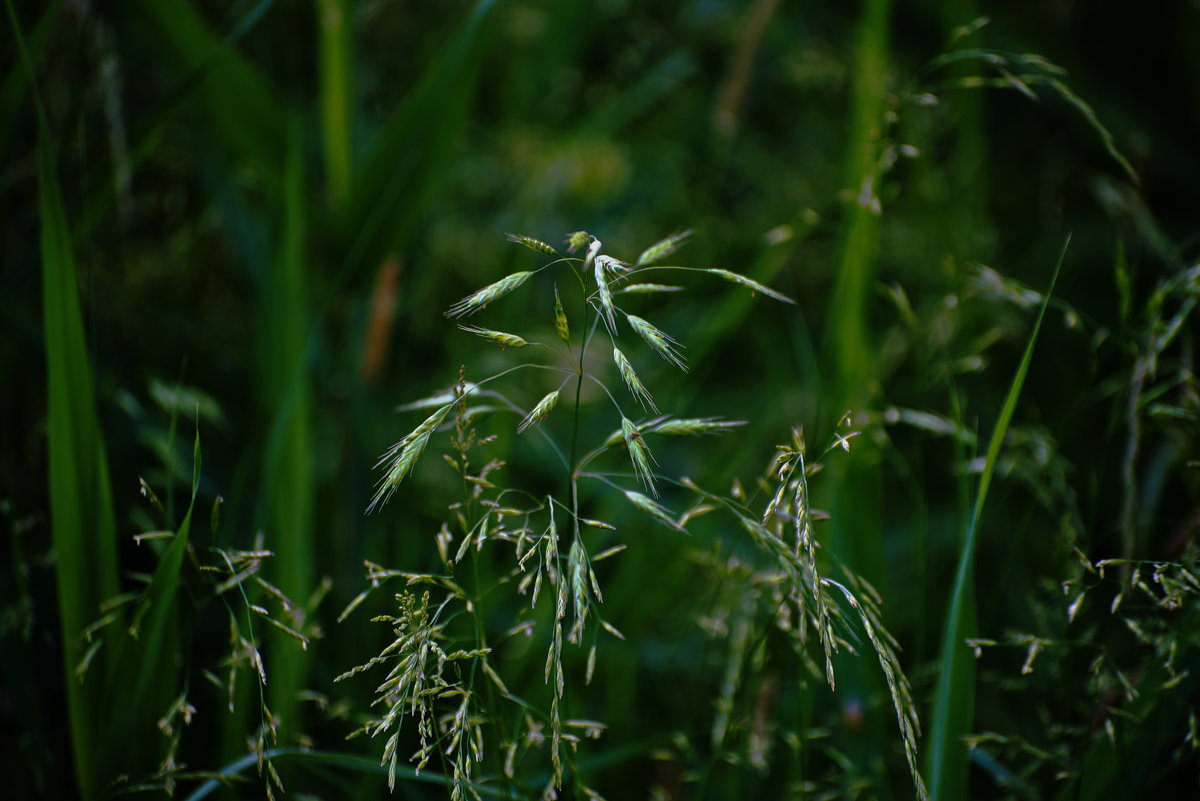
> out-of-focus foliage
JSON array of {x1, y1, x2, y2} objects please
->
[{"x1": 2, "y1": 0, "x2": 1198, "y2": 799}]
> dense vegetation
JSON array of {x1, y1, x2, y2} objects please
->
[{"x1": 3, "y1": 1, "x2": 1198, "y2": 800}]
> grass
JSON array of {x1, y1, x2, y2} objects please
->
[{"x1": 3, "y1": 2, "x2": 1200, "y2": 800}]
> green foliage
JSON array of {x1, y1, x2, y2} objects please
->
[{"x1": 2, "y1": 2, "x2": 1199, "y2": 800}]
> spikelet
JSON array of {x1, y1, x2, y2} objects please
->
[
  {"x1": 596, "y1": 254, "x2": 629, "y2": 275},
  {"x1": 553, "y1": 286, "x2": 569, "y2": 343},
  {"x1": 506, "y1": 233, "x2": 559, "y2": 255},
  {"x1": 617, "y1": 283, "x2": 685, "y2": 295},
  {"x1": 705, "y1": 268, "x2": 795, "y2": 304},
  {"x1": 565, "y1": 231, "x2": 591, "y2": 253},
  {"x1": 594, "y1": 258, "x2": 618, "y2": 334},
  {"x1": 518, "y1": 391, "x2": 560, "y2": 434},
  {"x1": 621, "y1": 417, "x2": 658, "y2": 495},
  {"x1": 636, "y1": 230, "x2": 693, "y2": 266},
  {"x1": 445, "y1": 271, "x2": 534, "y2": 318},
  {"x1": 647, "y1": 417, "x2": 745, "y2": 436},
  {"x1": 458, "y1": 325, "x2": 528, "y2": 349},
  {"x1": 369, "y1": 403, "x2": 454, "y2": 511},
  {"x1": 612, "y1": 348, "x2": 656, "y2": 412},
  {"x1": 626, "y1": 314, "x2": 686, "y2": 370},
  {"x1": 623, "y1": 490, "x2": 683, "y2": 531}
]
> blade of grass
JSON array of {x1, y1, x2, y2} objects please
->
[
  {"x1": 102, "y1": 425, "x2": 202, "y2": 779},
  {"x1": 317, "y1": 0, "x2": 353, "y2": 208},
  {"x1": 822, "y1": 1, "x2": 894, "y2": 794},
  {"x1": 926, "y1": 237, "x2": 1068, "y2": 801},
  {"x1": 259, "y1": 117, "x2": 314, "y2": 741},
  {"x1": 9, "y1": 0, "x2": 121, "y2": 792}
]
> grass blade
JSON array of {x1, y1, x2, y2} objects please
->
[
  {"x1": 317, "y1": 0, "x2": 353, "y2": 207},
  {"x1": 926, "y1": 238, "x2": 1068, "y2": 801},
  {"x1": 11, "y1": 0, "x2": 120, "y2": 789},
  {"x1": 259, "y1": 118, "x2": 315, "y2": 741}
]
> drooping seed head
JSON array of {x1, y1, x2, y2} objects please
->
[
  {"x1": 613, "y1": 347, "x2": 657, "y2": 412},
  {"x1": 621, "y1": 416, "x2": 658, "y2": 495},
  {"x1": 518, "y1": 390, "x2": 560, "y2": 434},
  {"x1": 625, "y1": 314, "x2": 686, "y2": 371},
  {"x1": 369, "y1": 402, "x2": 454, "y2": 512},
  {"x1": 594, "y1": 259, "x2": 618, "y2": 334}
]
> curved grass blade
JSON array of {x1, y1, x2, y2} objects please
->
[{"x1": 926, "y1": 238, "x2": 1067, "y2": 801}]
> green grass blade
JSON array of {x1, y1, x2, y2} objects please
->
[
  {"x1": 259, "y1": 118, "x2": 314, "y2": 741},
  {"x1": 821, "y1": 1, "x2": 894, "y2": 794},
  {"x1": 11, "y1": 0, "x2": 122, "y2": 790},
  {"x1": 926, "y1": 237, "x2": 1068, "y2": 801},
  {"x1": 102, "y1": 426, "x2": 201, "y2": 778},
  {"x1": 317, "y1": 0, "x2": 353, "y2": 208}
]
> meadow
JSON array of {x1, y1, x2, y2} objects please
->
[{"x1": 2, "y1": 2, "x2": 1199, "y2": 799}]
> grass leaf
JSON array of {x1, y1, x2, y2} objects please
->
[{"x1": 926, "y1": 238, "x2": 1068, "y2": 801}]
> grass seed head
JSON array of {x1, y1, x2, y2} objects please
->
[
  {"x1": 566, "y1": 231, "x2": 591, "y2": 253},
  {"x1": 458, "y1": 325, "x2": 528, "y2": 349},
  {"x1": 506, "y1": 232, "x2": 559, "y2": 255},
  {"x1": 705, "y1": 268, "x2": 795, "y2": 304},
  {"x1": 613, "y1": 348, "x2": 657, "y2": 412},
  {"x1": 623, "y1": 490, "x2": 683, "y2": 531},
  {"x1": 518, "y1": 390, "x2": 560, "y2": 434},
  {"x1": 636, "y1": 230, "x2": 693, "y2": 266},
  {"x1": 445, "y1": 271, "x2": 534, "y2": 318},
  {"x1": 626, "y1": 314, "x2": 686, "y2": 371},
  {"x1": 621, "y1": 417, "x2": 658, "y2": 495},
  {"x1": 647, "y1": 417, "x2": 745, "y2": 436},
  {"x1": 369, "y1": 403, "x2": 454, "y2": 512},
  {"x1": 553, "y1": 286, "x2": 570, "y2": 343},
  {"x1": 617, "y1": 283, "x2": 685, "y2": 295},
  {"x1": 594, "y1": 258, "x2": 619, "y2": 334}
]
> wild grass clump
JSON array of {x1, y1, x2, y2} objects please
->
[{"x1": 340, "y1": 231, "x2": 928, "y2": 799}]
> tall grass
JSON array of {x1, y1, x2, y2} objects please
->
[{"x1": 3, "y1": 2, "x2": 1199, "y2": 800}]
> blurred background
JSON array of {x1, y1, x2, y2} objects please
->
[{"x1": 3, "y1": 0, "x2": 1199, "y2": 799}]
